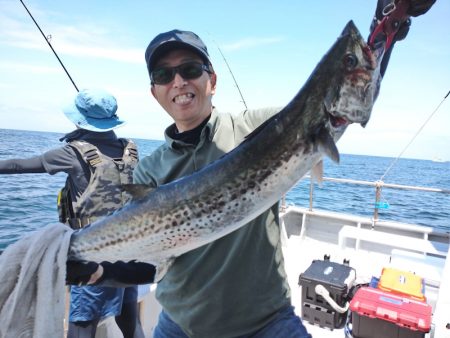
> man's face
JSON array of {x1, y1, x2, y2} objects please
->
[{"x1": 150, "y1": 48, "x2": 216, "y2": 132}]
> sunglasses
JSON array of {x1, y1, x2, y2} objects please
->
[{"x1": 151, "y1": 62, "x2": 211, "y2": 85}]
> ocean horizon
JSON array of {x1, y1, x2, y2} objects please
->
[{"x1": 1, "y1": 128, "x2": 449, "y2": 251}]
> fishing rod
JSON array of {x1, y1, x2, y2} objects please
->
[
  {"x1": 206, "y1": 33, "x2": 248, "y2": 111},
  {"x1": 19, "y1": 0, "x2": 79, "y2": 92},
  {"x1": 380, "y1": 89, "x2": 450, "y2": 181},
  {"x1": 215, "y1": 44, "x2": 248, "y2": 111}
]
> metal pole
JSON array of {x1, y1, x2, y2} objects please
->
[
  {"x1": 309, "y1": 178, "x2": 314, "y2": 211},
  {"x1": 280, "y1": 195, "x2": 286, "y2": 212},
  {"x1": 373, "y1": 181, "x2": 382, "y2": 222}
]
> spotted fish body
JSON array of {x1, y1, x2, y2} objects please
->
[{"x1": 68, "y1": 21, "x2": 380, "y2": 268}]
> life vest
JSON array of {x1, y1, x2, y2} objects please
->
[{"x1": 57, "y1": 139, "x2": 138, "y2": 229}]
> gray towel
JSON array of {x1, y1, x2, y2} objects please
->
[{"x1": 0, "y1": 223, "x2": 73, "y2": 337}]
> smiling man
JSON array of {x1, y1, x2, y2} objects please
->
[
  {"x1": 134, "y1": 29, "x2": 305, "y2": 338},
  {"x1": 130, "y1": 1, "x2": 436, "y2": 335},
  {"x1": 149, "y1": 47, "x2": 216, "y2": 132}
]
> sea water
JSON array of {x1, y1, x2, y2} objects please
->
[{"x1": 1, "y1": 128, "x2": 449, "y2": 251}]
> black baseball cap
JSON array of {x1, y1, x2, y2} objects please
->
[{"x1": 145, "y1": 29, "x2": 212, "y2": 77}]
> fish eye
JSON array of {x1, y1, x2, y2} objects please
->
[{"x1": 343, "y1": 53, "x2": 358, "y2": 70}]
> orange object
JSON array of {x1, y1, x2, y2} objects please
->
[{"x1": 378, "y1": 267, "x2": 425, "y2": 301}]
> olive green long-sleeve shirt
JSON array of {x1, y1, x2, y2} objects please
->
[{"x1": 133, "y1": 107, "x2": 291, "y2": 338}]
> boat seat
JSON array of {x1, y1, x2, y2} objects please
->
[{"x1": 338, "y1": 225, "x2": 448, "y2": 258}]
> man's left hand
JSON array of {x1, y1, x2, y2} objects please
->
[
  {"x1": 407, "y1": 0, "x2": 436, "y2": 17},
  {"x1": 66, "y1": 260, "x2": 102, "y2": 285}
]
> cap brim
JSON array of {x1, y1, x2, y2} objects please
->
[{"x1": 148, "y1": 41, "x2": 211, "y2": 73}]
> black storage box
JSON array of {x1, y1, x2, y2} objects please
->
[{"x1": 298, "y1": 259, "x2": 355, "y2": 329}]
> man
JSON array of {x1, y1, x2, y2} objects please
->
[
  {"x1": 69, "y1": 1, "x2": 436, "y2": 337},
  {"x1": 134, "y1": 29, "x2": 299, "y2": 338},
  {"x1": 0, "y1": 88, "x2": 144, "y2": 338},
  {"x1": 133, "y1": 2, "x2": 435, "y2": 337}
]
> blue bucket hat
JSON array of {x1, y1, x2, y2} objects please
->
[{"x1": 63, "y1": 89, "x2": 126, "y2": 132}]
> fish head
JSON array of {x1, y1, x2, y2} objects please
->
[{"x1": 323, "y1": 20, "x2": 381, "y2": 139}]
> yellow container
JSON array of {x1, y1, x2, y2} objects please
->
[{"x1": 378, "y1": 267, "x2": 425, "y2": 301}]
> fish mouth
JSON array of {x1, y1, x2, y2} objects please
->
[
  {"x1": 328, "y1": 111, "x2": 350, "y2": 129},
  {"x1": 324, "y1": 101, "x2": 352, "y2": 130},
  {"x1": 326, "y1": 104, "x2": 370, "y2": 129}
]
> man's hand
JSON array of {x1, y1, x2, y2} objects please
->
[
  {"x1": 407, "y1": 0, "x2": 436, "y2": 17},
  {"x1": 372, "y1": 0, "x2": 436, "y2": 43},
  {"x1": 375, "y1": 0, "x2": 436, "y2": 20},
  {"x1": 66, "y1": 260, "x2": 102, "y2": 285}
]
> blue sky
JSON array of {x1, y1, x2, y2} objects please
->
[{"x1": 0, "y1": 0, "x2": 449, "y2": 161}]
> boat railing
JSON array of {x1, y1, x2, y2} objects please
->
[{"x1": 280, "y1": 175, "x2": 450, "y2": 226}]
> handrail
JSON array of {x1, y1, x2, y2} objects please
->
[
  {"x1": 280, "y1": 175, "x2": 450, "y2": 223},
  {"x1": 314, "y1": 176, "x2": 450, "y2": 194}
]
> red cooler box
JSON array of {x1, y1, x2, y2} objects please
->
[{"x1": 350, "y1": 286, "x2": 432, "y2": 338}]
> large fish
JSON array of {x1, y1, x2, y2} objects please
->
[{"x1": 68, "y1": 21, "x2": 380, "y2": 272}]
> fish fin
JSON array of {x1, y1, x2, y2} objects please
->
[
  {"x1": 122, "y1": 184, "x2": 155, "y2": 200},
  {"x1": 317, "y1": 127, "x2": 340, "y2": 163},
  {"x1": 311, "y1": 161, "x2": 324, "y2": 186},
  {"x1": 154, "y1": 258, "x2": 175, "y2": 282}
]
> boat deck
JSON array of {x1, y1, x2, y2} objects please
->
[{"x1": 281, "y1": 206, "x2": 449, "y2": 338}]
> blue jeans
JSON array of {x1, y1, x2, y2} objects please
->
[{"x1": 153, "y1": 305, "x2": 311, "y2": 338}]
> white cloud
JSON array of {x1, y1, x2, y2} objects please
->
[
  {"x1": 221, "y1": 37, "x2": 284, "y2": 52},
  {"x1": 0, "y1": 61, "x2": 59, "y2": 74},
  {"x1": 0, "y1": 3, "x2": 142, "y2": 65}
]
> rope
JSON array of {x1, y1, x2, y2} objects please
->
[{"x1": 380, "y1": 90, "x2": 450, "y2": 181}]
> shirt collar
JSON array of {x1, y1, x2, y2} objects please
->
[{"x1": 164, "y1": 108, "x2": 219, "y2": 149}]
